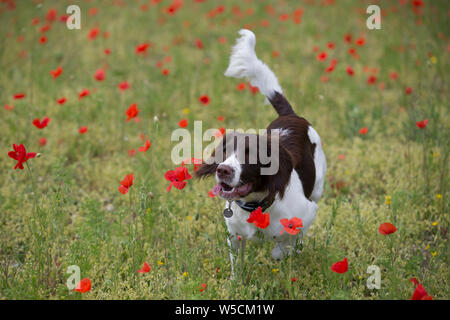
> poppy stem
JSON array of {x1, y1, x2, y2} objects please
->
[{"x1": 26, "y1": 162, "x2": 38, "y2": 213}]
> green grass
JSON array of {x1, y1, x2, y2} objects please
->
[{"x1": 0, "y1": 0, "x2": 448, "y2": 299}]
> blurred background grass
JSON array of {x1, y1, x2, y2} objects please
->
[{"x1": 0, "y1": 0, "x2": 448, "y2": 299}]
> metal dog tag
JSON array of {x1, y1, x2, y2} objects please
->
[{"x1": 223, "y1": 201, "x2": 233, "y2": 218}]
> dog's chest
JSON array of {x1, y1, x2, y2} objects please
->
[{"x1": 224, "y1": 170, "x2": 318, "y2": 240}]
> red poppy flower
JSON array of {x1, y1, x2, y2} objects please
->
[
  {"x1": 46, "y1": 8, "x2": 57, "y2": 22},
  {"x1": 40, "y1": 24, "x2": 51, "y2": 33},
  {"x1": 118, "y1": 173, "x2": 134, "y2": 194},
  {"x1": 50, "y1": 66, "x2": 62, "y2": 79},
  {"x1": 57, "y1": 97, "x2": 67, "y2": 105},
  {"x1": 118, "y1": 81, "x2": 130, "y2": 91},
  {"x1": 178, "y1": 118, "x2": 188, "y2": 128},
  {"x1": 359, "y1": 127, "x2": 368, "y2": 135},
  {"x1": 218, "y1": 36, "x2": 227, "y2": 44},
  {"x1": 164, "y1": 166, "x2": 192, "y2": 192},
  {"x1": 355, "y1": 37, "x2": 365, "y2": 46},
  {"x1": 405, "y1": 87, "x2": 413, "y2": 95},
  {"x1": 248, "y1": 84, "x2": 259, "y2": 94},
  {"x1": 94, "y1": 69, "x2": 105, "y2": 81},
  {"x1": 137, "y1": 262, "x2": 151, "y2": 273},
  {"x1": 136, "y1": 43, "x2": 150, "y2": 54},
  {"x1": 217, "y1": 115, "x2": 225, "y2": 121},
  {"x1": 367, "y1": 75, "x2": 377, "y2": 85},
  {"x1": 279, "y1": 13, "x2": 289, "y2": 21},
  {"x1": 280, "y1": 217, "x2": 303, "y2": 235},
  {"x1": 317, "y1": 51, "x2": 327, "y2": 61},
  {"x1": 74, "y1": 278, "x2": 91, "y2": 293},
  {"x1": 88, "y1": 28, "x2": 99, "y2": 40},
  {"x1": 32, "y1": 17, "x2": 40, "y2": 25},
  {"x1": 4, "y1": 104, "x2": 14, "y2": 111},
  {"x1": 327, "y1": 42, "x2": 335, "y2": 49},
  {"x1": 200, "y1": 283, "x2": 206, "y2": 292},
  {"x1": 325, "y1": 59, "x2": 337, "y2": 73},
  {"x1": 126, "y1": 103, "x2": 139, "y2": 122},
  {"x1": 344, "y1": 33, "x2": 352, "y2": 43},
  {"x1": 346, "y1": 66, "x2": 354, "y2": 76},
  {"x1": 378, "y1": 222, "x2": 397, "y2": 235},
  {"x1": 215, "y1": 127, "x2": 226, "y2": 138},
  {"x1": 237, "y1": 83, "x2": 246, "y2": 91},
  {"x1": 331, "y1": 257, "x2": 348, "y2": 274},
  {"x1": 79, "y1": 126, "x2": 88, "y2": 134},
  {"x1": 348, "y1": 47, "x2": 356, "y2": 55},
  {"x1": 208, "y1": 190, "x2": 216, "y2": 197},
  {"x1": 161, "y1": 69, "x2": 169, "y2": 76},
  {"x1": 416, "y1": 119, "x2": 429, "y2": 129},
  {"x1": 38, "y1": 137, "x2": 47, "y2": 146},
  {"x1": 8, "y1": 144, "x2": 36, "y2": 170},
  {"x1": 291, "y1": 277, "x2": 297, "y2": 283},
  {"x1": 246, "y1": 207, "x2": 270, "y2": 229},
  {"x1": 272, "y1": 51, "x2": 280, "y2": 58},
  {"x1": 195, "y1": 39, "x2": 204, "y2": 49},
  {"x1": 89, "y1": 7, "x2": 98, "y2": 16},
  {"x1": 14, "y1": 93, "x2": 25, "y2": 99},
  {"x1": 78, "y1": 89, "x2": 90, "y2": 99},
  {"x1": 199, "y1": 95, "x2": 210, "y2": 105},
  {"x1": 411, "y1": 283, "x2": 432, "y2": 300},
  {"x1": 138, "y1": 140, "x2": 151, "y2": 152},
  {"x1": 39, "y1": 36, "x2": 47, "y2": 44},
  {"x1": 104, "y1": 48, "x2": 111, "y2": 55},
  {"x1": 390, "y1": 72, "x2": 398, "y2": 80},
  {"x1": 181, "y1": 157, "x2": 202, "y2": 171},
  {"x1": 410, "y1": 277, "x2": 419, "y2": 286},
  {"x1": 32, "y1": 117, "x2": 50, "y2": 129}
]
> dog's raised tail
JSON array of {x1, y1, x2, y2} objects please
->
[{"x1": 224, "y1": 29, "x2": 295, "y2": 117}]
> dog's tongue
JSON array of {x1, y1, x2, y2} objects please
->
[{"x1": 211, "y1": 183, "x2": 222, "y2": 195}]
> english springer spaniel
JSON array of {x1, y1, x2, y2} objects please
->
[{"x1": 196, "y1": 29, "x2": 326, "y2": 274}]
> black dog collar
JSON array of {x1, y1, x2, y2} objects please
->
[{"x1": 235, "y1": 198, "x2": 272, "y2": 213}]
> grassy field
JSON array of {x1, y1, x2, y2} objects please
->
[{"x1": 0, "y1": 0, "x2": 448, "y2": 300}]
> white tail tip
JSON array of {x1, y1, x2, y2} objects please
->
[{"x1": 224, "y1": 29, "x2": 282, "y2": 99}]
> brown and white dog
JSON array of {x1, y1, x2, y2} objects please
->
[{"x1": 196, "y1": 30, "x2": 326, "y2": 273}]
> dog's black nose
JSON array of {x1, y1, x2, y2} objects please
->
[{"x1": 217, "y1": 164, "x2": 233, "y2": 178}]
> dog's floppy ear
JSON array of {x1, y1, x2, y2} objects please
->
[
  {"x1": 195, "y1": 161, "x2": 218, "y2": 178},
  {"x1": 195, "y1": 145, "x2": 219, "y2": 178}
]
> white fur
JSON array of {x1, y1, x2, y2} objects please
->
[
  {"x1": 217, "y1": 153, "x2": 242, "y2": 187},
  {"x1": 225, "y1": 170, "x2": 318, "y2": 260},
  {"x1": 272, "y1": 128, "x2": 292, "y2": 138},
  {"x1": 224, "y1": 29, "x2": 282, "y2": 100},
  {"x1": 308, "y1": 126, "x2": 327, "y2": 203}
]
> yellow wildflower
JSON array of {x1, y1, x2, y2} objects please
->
[
  {"x1": 430, "y1": 56, "x2": 437, "y2": 64},
  {"x1": 425, "y1": 244, "x2": 430, "y2": 250},
  {"x1": 183, "y1": 272, "x2": 188, "y2": 277},
  {"x1": 272, "y1": 268, "x2": 279, "y2": 274},
  {"x1": 431, "y1": 251, "x2": 437, "y2": 257},
  {"x1": 157, "y1": 260, "x2": 164, "y2": 265},
  {"x1": 385, "y1": 196, "x2": 392, "y2": 206},
  {"x1": 186, "y1": 215, "x2": 192, "y2": 221},
  {"x1": 432, "y1": 221, "x2": 438, "y2": 226},
  {"x1": 436, "y1": 194, "x2": 442, "y2": 200},
  {"x1": 183, "y1": 108, "x2": 190, "y2": 114}
]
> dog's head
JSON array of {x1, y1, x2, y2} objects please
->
[{"x1": 195, "y1": 131, "x2": 293, "y2": 202}]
